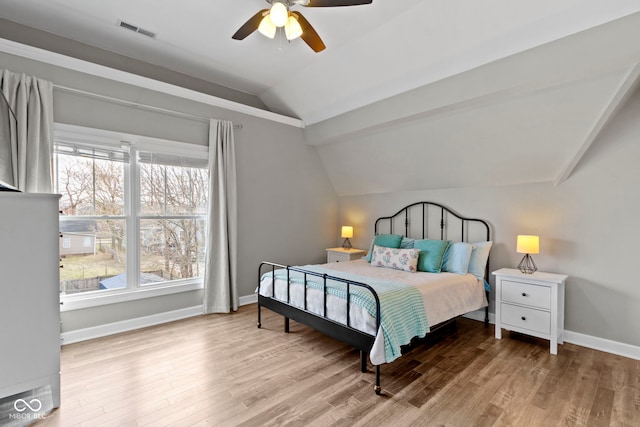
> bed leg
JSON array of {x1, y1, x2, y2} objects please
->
[
  {"x1": 257, "y1": 304, "x2": 262, "y2": 328},
  {"x1": 374, "y1": 365, "x2": 381, "y2": 395},
  {"x1": 484, "y1": 291, "x2": 490, "y2": 326},
  {"x1": 360, "y1": 351, "x2": 367, "y2": 373},
  {"x1": 284, "y1": 317, "x2": 290, "y2": 333}
]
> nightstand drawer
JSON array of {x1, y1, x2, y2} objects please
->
[
  {"x1": 326, "y1": 248, "x2": 365, "y2": 263},
  {"x1": 501, "y1": 303, "x2": 551, "y2": 335},
  {"x1": 327, "y1": 252, "x2": 345, "y2": 263},
  {"x1": 501, "y1": 280, "x2": 551, "y2": 309}
]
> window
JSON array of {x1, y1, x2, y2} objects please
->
[
  {"x1": 53, "y1": 124, "x2": 208, "y2": 306},
  {"x1": 138, "y1": 151, "x2": 208, "y2": 286}
]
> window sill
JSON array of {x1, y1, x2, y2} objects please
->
[{"x1": 60, "y1": 281, "x2": 203, "y2": 312}]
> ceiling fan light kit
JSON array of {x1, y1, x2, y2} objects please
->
[
  {"x1": 285, "y1": 15, "x2": 303, "y2": 40},
  {"x1": 257, "y1": 3, "x2": 303, "y2": 41},
  {"x1": 232, "y1": 0, "x2": 373, "y2": 52},
  {"x1": 258, "y1": 14, "x2": 277, "y2": 38},
  {"x1": 269, "y1": 2, "x2": 289, "y2": 27}
]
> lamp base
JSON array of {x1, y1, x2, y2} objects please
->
[
  {"x1": 341, "y1": 238, "x2": 352, "y2": 250},
  {"x1": 518, "y1": 254, "x2": 537, "y2": 274}
]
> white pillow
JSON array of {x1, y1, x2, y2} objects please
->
[
  {"x1": 370, "y1": 245, "x2": 419, "y2": 273},
  {"x1": 468, "y1": 241, "x2": 493, "y2": 280}
]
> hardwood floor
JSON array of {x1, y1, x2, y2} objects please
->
[{"x1": 36, "y1": 305, "x2": 639, "y2": 427}]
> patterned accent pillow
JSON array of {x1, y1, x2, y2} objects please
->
[{"x1": 370, "y1": 245, "x2": 420, "y2": 273}]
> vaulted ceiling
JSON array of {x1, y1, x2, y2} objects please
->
[
  {"x1": 0, "y1": 0, "x2": 638, "y2": 124},
  {"x1": 1, "y1": 1, "x2": 640, "y2": 196}
]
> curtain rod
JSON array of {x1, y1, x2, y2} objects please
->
[{"x1": 53, "y1": 84, "x2": 242, "y2": 129}]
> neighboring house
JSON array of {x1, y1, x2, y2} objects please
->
[
  {"x1": 59, "y1": 232, "x2": 96, "y2": 256},
  {"x1": 59, "y1": 220, "x2": 97, "y2": 257}
]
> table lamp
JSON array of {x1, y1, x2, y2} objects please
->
[
  {"x1": 341, "y1": 226, "x2": 353, "y2": 249},
  {"x1": 517, "y1": 235, "x2": 539, "y2": 274}
]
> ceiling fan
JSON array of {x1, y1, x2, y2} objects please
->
[{"x1": 232, "y1": 0, "x2": 373, "y2": 53}]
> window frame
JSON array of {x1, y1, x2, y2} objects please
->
[{"x1": 55, "y1": 123, "x2": 209, "y2": 312}]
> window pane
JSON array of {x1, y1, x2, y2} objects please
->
[
  {"x1": 54, "y1": 150, "x2": 126, "y2": 216},
  {"x1": 140, "y1": 219, "x2": 206, "y2": 285},
  {"x1": 139, "y1": 158, "x2": 208, "y2": 215},
  {"x1": 60, "y1": 219, "x2": 126, "y2": 294}
]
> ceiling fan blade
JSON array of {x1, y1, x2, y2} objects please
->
[
  {"x1": 293, "y1": 12, "x2": 326, "y2": 52},
  {"x1": 303, "y1": 0, "x2": 372, "y2": 6},
  {"x1": 232, "y1": 9, "x2": 269, "y2": 40}
]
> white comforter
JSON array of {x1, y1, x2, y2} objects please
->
[{"x1": 258, "y1": 259, "x2": 487, "y2": 364}]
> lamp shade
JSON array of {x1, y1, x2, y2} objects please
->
[
  {"x1": 269, "y1": 2, "x2": 289, "y2": 27},
  {"x1": 516, "y1": 235, "x2": 539, "y2": 254},
  {"x1": 258, "y1": 15, "x2": 276, "y2": 38},
  {"x1": 284, "y1": 15, "x2": 303, "y2": 40},
  {"x1": 341, "y1": 226, "x2": 353, "y2": 239}
]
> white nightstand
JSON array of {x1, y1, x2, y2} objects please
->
[
  {"x1": 493, "y1": 268, "x2": 568, "y2": 355},
  {"x1": 326, "y1": 247, "x2": 365, "y2": 263}
]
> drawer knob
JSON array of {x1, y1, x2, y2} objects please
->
[
  {"x1": 521, "y1": 316, "x2": 526, "y2": 321},
  {"x1": 521, "y1": 292, "x2": 528, "y2": 297}
]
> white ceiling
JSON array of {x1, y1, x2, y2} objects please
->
[{"x1": 1, "y1": 0, "x2": 639, "y2": 125}]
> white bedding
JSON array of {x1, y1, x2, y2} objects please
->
[{"x1": 258, "y1": 259, "x2": 488, "y2": 365}]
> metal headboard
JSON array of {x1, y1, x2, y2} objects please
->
[
  {"x1": 374, "y1": 201, "x2": 491, "y2": 284},
  {"x1": 374, "y1": 201, "x2": 490, "y2": 243}
]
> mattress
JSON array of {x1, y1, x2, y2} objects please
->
[{"x1": 258, "y1": 259, "x2": 488, "y2": 364}]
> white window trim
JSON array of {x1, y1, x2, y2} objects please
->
[
  {"x1": 60, "y1": 280, "x2": 203, "y2": 312},
  {"x1": 56, "y1": 123, "x2": 208, "y2": 311},
  {"x1": 55, "y1": 123, "x2": 209, "y2": 157}
]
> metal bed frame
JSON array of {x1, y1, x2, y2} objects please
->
[{"x1": 257, "y1": 201, "x2": 491, "y2": 395}]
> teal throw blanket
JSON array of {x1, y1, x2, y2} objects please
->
[{"x1": 263, "y1": 265, "x2": 430, "y2": 363}]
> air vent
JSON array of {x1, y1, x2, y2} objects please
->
[{"x1": 118, "y1": 20, "x2": 157, "y2": 39}]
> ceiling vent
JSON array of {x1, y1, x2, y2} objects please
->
[{"x1": 118, "y1": 20, "x2": 157, "y2": 39}]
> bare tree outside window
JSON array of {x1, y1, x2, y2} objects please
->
[
  {"x1": 139, "y1": 157, "x2": 208, "y2": 286},
  {"x1": 55, "y1": 144, "x2": 208, "y2": 295}
]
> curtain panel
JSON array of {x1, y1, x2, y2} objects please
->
[
  {"x1": 0, "y1": 69, "x2": 54, "y2": 193},
  {"x1": 203, "y1": 119, "x2": 238, "y2": 313}
]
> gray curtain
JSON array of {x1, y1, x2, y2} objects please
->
[
  {"x1": 203, "y1": 119, "x2": 238, "y2": 313},
  {"x1": 0, "y1": 69, "x2": 54, "y2": 193}
]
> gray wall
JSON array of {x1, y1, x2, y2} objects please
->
[
  {"x1": 338, "y1": 87, "x2": 640, "y2": 348},
  {"x1": 0, "y1": 18, "x2": 268, "y2": 111},
  {"x1": 4, "y1": 31, "x2": 639, "y2": 349},
  {"x1": 0, "y1": 49, "x2": 337, "y2": 332}
]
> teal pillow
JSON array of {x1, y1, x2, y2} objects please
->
[
  {"x1": 400, "y1": 237, "x2": 415, "y2": 249},
  {"x1": 468, "y1": 241, "x2": 493, "y2": 280},
  {"x1": 364, "y1": 234, "x2": 403, "y2": 262},
  {"x1": 442, "y1": 242, "x2": 473, "y2": 274},
  {"x1": 414, "y1": 239, "x2": 450, "y2": 273}
]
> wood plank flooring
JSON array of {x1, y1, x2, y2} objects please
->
[{"x1": 36, "y1": 304, "x2": 639, "y2": 426}]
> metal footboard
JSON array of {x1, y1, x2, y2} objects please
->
[{"x1": 257, "y1": 261, "x2": 383, "y2": 394}]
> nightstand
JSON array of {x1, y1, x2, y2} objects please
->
[
  {"x1": 493, "y1": 268, "x2": 568, "y2": 355},
  {"x1": 326, "y1": 247, "x2": 365, "y2": 263}
]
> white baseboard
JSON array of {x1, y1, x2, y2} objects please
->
[
  {"x1": 62, "y1": 298, "x2": 640, "y2": 362},
  {"x1": 61, "y1": 294, "x2": 259, "y2": 345},
  {"x1": 563, "y1": 330, "x2": 640, "y2": 361},
  {"x1": 463, "y1": 308, "x2": 495, "y2": 324},
  {"x1": 463, "y1": 310, "x2": 640, "y2": 361},
  {"x1": 61, "y1": 305, "x2": 204, "y2": 345},
  {"x1": 239, "y1": 293, "x2": 257, "y2": 306}
]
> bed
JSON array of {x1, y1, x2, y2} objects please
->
[{"x1": 257, "y1": 201, "x2": 491, "y2": 394}]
